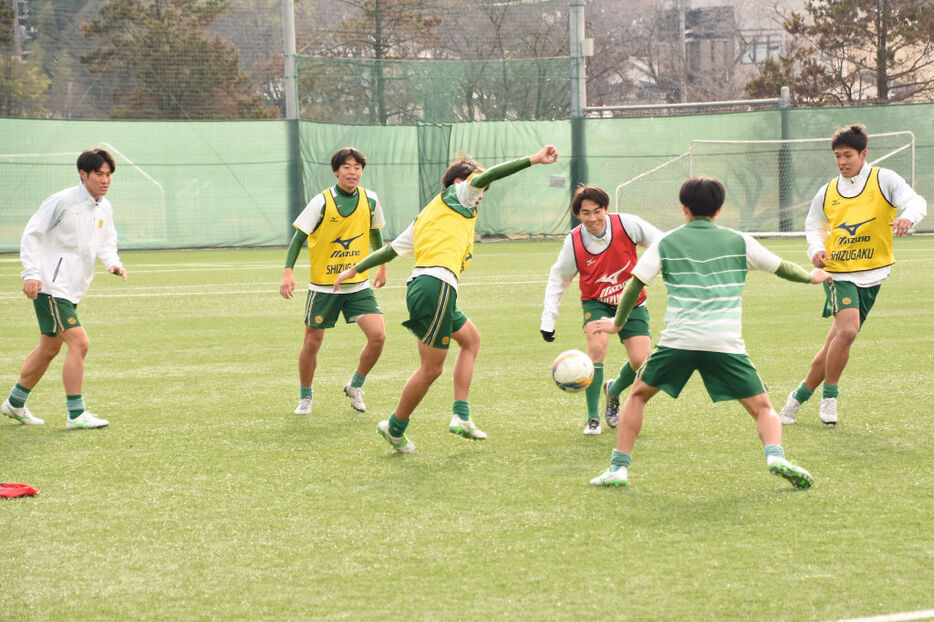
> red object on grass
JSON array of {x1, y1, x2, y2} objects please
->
[{"x1": 0, "y1": 483, "x2": 39, "y2": 498}]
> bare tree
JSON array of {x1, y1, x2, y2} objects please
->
[
  {"x1": 436, "y1": 0, "x2": 569, "y2": 121},
  {"x1": 296, "y1": 0, "x2": 443, "y2": 124},
  {"x1": 212, "y1": 0, "x2": 318, "y2": 115}
]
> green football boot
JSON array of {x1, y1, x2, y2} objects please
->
[{"x1": 768, "y1": 458, "x2": 814, "y2": 489}]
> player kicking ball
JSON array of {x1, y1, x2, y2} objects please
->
[
  {"x1": 540, "y1": 185, "x2": 661, "y2": 435},
  {"x1": 334, "y1": 145, "x2": 559, "y2": 453},
  {"x1": 589, "y1": 176, "x2": 829, "y2": 489}
]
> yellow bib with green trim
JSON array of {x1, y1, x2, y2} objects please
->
[
  {"x1": 413, "y1": 190, "x2": 476, "y2": 277},
  {"x1": 307, "y1": 188, "x2": 370, "y2": 286},
  {"x1": 823, "y1": 167, "x2": 895, "y2": 272}
]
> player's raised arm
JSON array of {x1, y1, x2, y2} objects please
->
[
  {"x1": 530, "y1": 145, "x2": 559, "y2": 165},
  {"x1": 468, "y1": 145, "x2": 559, "y2": 189}
]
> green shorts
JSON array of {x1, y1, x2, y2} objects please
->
[
  {"x1": 402, "y1": 275, "x2": 467, "y2": 350},
  {"x1": 33, "y1": 293, "x2": 81, "y2": 336},
  {"x1": 822, "y1": 279, "x2": 880, "y2": 325},
  {"x1": 638, "y1": 345, "x2": 767, "y2": 403},
  {"x1": 304, "y1": 288, "x2": 381, "y2": 329},
  {"x1": 582, "y1": 300, "x2": 651, "y2": 342}
]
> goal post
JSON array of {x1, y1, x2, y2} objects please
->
[{"x1": 614, "y1": 132, "x2": 915, "y2": 236}]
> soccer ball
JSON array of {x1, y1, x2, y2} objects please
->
[{"x1": 552, "y1": 349, "x2": 594, "y2": 393}]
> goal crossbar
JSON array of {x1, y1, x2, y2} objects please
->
[{"x1": 613, "y1": 132, "x2": 915, "y2": 237}]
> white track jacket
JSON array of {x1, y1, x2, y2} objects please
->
[{"x1": 20, "y1": 183, "x2": 122, "y2": 304}]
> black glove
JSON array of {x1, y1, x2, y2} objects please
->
[{"x1": 540, "y1": 329, "x2": 555, "y2": 342}]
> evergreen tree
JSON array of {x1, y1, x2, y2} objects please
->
[
  {"x1": 746, "y1": 0, "x2": 934, "y2": 104},
  {"x1": 0, "y1": 1, "x2": 51, "y2": 117},
  {"x1": 80, "y1": 0, "x2": 276, "y2": 118}
]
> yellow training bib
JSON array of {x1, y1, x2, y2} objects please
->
[
  {"x1": 822, "y1": 167, "x2": 895, "y2": 272},
  {"x1": 307, "y1": 188, "x2": 371, "y2": 286},
  {"x1": 413, "y1": 188, "x2": 476, "y2": 277}
]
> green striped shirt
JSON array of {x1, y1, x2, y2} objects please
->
[{"x1": 632, "y1": 219, "x2": 781, "y2": 354}]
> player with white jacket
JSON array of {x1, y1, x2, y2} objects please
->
[{"x1": 3, "y1": 148, "x2": 127, "y2": 429}]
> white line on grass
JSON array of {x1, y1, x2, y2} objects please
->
[
  {"x1": 832, "y1": 609, "x2": 934, "y2": 622},
  {"x1": 120, "y1": 265, "x2": 282, "y2": 273},
  {"x1": 0, "y1": 279, "x2": 553, "y2": 300}
]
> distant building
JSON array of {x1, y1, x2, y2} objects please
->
[{"x1": 11, "y1": 0, "x2": 31, "y2": 58}]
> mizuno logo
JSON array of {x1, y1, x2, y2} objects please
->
[
  {"x1": 594, "y1": 263, "x2": 631, "y2": 285},
  {"x1": 333, "y1": 233, "x2": 364, "y2": 250},
  {"x1": 586, "y1": 259, "x2": 596, "y2": 266},
  {"x1": 834, "y1": 218, "x2": 875, "y2": 236}
]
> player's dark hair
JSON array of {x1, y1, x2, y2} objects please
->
[
  {"x1": 77, "y1": 148, "x2": 115, "y2": 174},
  {"x1": 830, "y1": 124, "x2": 868, "y2": 152},
  {"x1": 331, "y1": 147, "x2": 367, "y2": 171},
  {"x1": 571, "y1": 185, "x2": 609, "y2": 215},
  {"x1": 679, "y1": 175, "x2": 725, "y2": 217},
  {"x1": 442, "y1": 160, "x2": 482, "y2": 188}
]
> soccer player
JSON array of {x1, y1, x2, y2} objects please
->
[
  {"x1": 540, "y1": 185, "x2": 661, "y2": 435},
  {"x1": 589, "y1": 175, "x2": 829, "y2": 489},
  {"x1": 3, "y1": 148, "x2": 126, "y2": 429},
  {"x1": 779, "y1": 124, "x2": 927, "y2": 425},
  {"x1": 279, "y1": 147, "x2": 388, "y2": 415},
  {"x1": 333, "y1": 145, "x2": 559, "y2": 453}
]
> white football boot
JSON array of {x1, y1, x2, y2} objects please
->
[
  {"x1": 2, "y1": 398, "x2": 44, "y2": 425},
  {"x1": 818, "y1": 397, "x2": 838, "y2": 425},
  {"x1": 778, "y1": 391, "x2": 802, "y2": 425},
  {"x1": 343, "y1": 383, "x2": 366, "y2": 412},
  {"x1": 66, "y1": 411, "x2": 109, "y2": 429},
  {"x1": 294, "y1": 397, "x2": 313, "y2": 415}
]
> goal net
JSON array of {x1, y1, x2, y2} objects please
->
[
  {"x1": 613, "y1": 132, "x2": 915, "y2": 235},
  {"x1": 0, "y1": 143, "x2": 169, "y2": 249}
]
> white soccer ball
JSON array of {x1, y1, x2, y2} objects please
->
[{"x1": 552, "y1": 349, "x2": 594, "y2": 393}]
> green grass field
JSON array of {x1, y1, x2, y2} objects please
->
[{"x1": 2, "y1": 238, "x2": 933, "y2": 621}]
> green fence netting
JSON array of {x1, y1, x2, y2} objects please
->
[
  {"x1": 0, "y1": 119, "x2": 289, "y2": 251},
  {"x1": 294, "y1": 56, "x2": 572, "y2": 125},
  {"x1": 2, "y1": 102, "x2": 933, "y2": 254}
]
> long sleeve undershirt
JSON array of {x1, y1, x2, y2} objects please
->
[{"x1": 354, "y1": 243, "x2": 398, "y2": 273}]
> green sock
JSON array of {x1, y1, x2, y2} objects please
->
[
  {"x1": 453, "y1": 400, "x2": 470, "y2": 422},
  {"x1": 388, "y1": 413, "x2": 408, "y2": 438},
  {"x1": 9, "y1": 383, "x2": 30, "y2": 408},
  {"x1": 611, "y1": 449, "x2": 632, "y2": 469},
  {"x1": 300, "y1": 386, "x2": 312, "y2": 400},
  {"x1": 792, "y1": 381, "x2": 814, "y2": 403},
  {"x1": 66, "y1": 394, "x2": 85, "y2": 420},
  {"x1": 585, "y1": 363, "x2": 604, "y2": 420},
  {"x1": 763, "y1": 444, "x2": 785, "y2": 463},
  {"x1": 610, "y1": 363, "x2": 637, "y2": 397},
  {"x1": 822, "y1": 383, "x2": 839, "y2": 399},
  {"x1": 350, "y1": 371, "x2": 366, "y2": 389}
]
